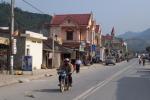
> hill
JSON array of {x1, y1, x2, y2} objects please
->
[
  {"x1": 0, "y1": 2, "x2": 51, "y2": 33},
  {"x1": 118, "y1": 28, "x2": 150, "y2": 52}
]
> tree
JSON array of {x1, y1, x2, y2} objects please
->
[{"x1": 146, "y1": 46, "x2": 150, "y2": 52}]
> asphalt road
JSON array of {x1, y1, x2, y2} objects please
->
[{"x1": 0, "y1": 58, "x2": 150, "y2": 100}]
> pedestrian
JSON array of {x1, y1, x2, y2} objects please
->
[
  {"x1": 140, "y1": 54, "x2": 145, "y2": 66},
  {"x1": 75, "y1": 58, "x2": 82, "y2": 73},
  {"x1": 142, "y1": 57, "x2": 145, "y2": 66},
  {"x1": 138, "y1": 55, "x2": 142, "y2": 65}
]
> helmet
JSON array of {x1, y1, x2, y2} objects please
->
[{"x1": 64, "y1": 58, "x2": 70, "y2": 62}]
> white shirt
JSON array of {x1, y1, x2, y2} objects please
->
[{"x1": 75, "y1": 59, "x2": 82, "y2": 65}]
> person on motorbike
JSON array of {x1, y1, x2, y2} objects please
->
[{"x1": 58, "y1": 58, "x2": 74, "y2": 86}]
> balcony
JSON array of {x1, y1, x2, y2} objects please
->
[
  {"x1": 62, "y1": 40, "x2": 90, "y2": 49},
  {"x1": 63, "y1": 40, "x2": 90, "y2": 44}
]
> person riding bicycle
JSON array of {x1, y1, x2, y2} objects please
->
[{"x1": 58, "y1": 58, "x2": 74, "y2": 86}]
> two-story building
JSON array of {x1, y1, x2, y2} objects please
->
[{"x1": 49, "y1": 13, "x2": 101, "y2": 64}]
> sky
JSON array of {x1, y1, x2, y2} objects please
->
[{"x1": 4, "y1": 0, "x2": 150, "y2": 35}]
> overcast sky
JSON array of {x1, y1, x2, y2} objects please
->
[{"x1": 4, "y1": 0, "x2": 150, "y2": 35}]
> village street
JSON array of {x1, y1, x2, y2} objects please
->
[{"x1": 0, "y1": 58, "x2": 150, "y2": 100}]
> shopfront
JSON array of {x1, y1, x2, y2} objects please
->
[{"x1": 0, "y1": 37, "x2": 9, "y2": 73}]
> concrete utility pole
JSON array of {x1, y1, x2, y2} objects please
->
[
  {"x1": 10, "y1": 0, "x2": 15, "y2": 74},
  {"x1": 52, "y1": 33, "x2": 55, "y2": 68}
]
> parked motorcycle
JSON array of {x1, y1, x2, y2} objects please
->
[{"x1": 57, "y1": 70, "x2": 70, "y2": 92}]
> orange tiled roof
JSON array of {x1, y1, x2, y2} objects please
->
[
  {"x1": 50, "y1": 14, "x2": 91, "y2": 26},
  {"x1": 102, "y1": 34, "x2": 113, "y2": 40}
]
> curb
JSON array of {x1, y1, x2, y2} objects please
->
[
  {"x1": 0, "y1": 79, "x2": 18, "y2": 87},
  {"x1": 0, "y1": 71, "x2": 57, "y2": 87}
]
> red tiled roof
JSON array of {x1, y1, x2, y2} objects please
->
[
  {"x1": 102, "y1": 34, "x2": 113, "y2": 40},
  {"x1": 95, "y1": 25, "x2": 100, "y2": 33},
  {"x1": 50, "y1": 14, "x2": 91, "y2": 26}
]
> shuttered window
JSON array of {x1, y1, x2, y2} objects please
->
[{"x1": 66, "y1": 31, "x2": 73, "y2": 40}]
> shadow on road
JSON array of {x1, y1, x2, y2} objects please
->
[
  {"x1": 116, "y1": 73, "x2": 150, "y2": 100},
  {"x1": 34, "y1": 88, "x2": 60, "y2": 93}
]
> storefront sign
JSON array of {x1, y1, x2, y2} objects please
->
[
  {"x1": 12, "y1": 39, "x2": 17, "y2": 54},
  {"x1": 91, "y1": 45, "x2": 96, "y2": 51},
  {"x1": 22, "y1": 56, "x2": 32, "y2": 71}
]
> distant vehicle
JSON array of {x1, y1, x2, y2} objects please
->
[
  {"x1": 143, "y1": 54, "x2": 150, "y2": 60},
  {"x1": 92, "y1": 55, "x2": 102, "y2": 63},
  {"x1": 105, "y1": 56, "x2": 116, "y2": 65}
]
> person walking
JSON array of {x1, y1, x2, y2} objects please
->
[
  {"x1": 75, "y1": 58, "x2": 82, "y2": 73},
  {"x1": 138, "y1": 55, "x2": 142, "y2": 65},
  {"x1": 142, "y1": 57, "x2": 145, "y2": 66},
  {"x1": 140, "y1": 54, "x2": 145, "y2": 66}
]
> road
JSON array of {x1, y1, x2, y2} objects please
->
[{"x1": 0, "y1": 58, "x2": 150, "y2": 100}]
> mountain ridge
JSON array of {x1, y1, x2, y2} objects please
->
[{"x1": 118, "y1": 28, "x2": 150, "y2": 52}]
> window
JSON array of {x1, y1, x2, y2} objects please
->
[
  {"x1": 66, "y1": 31, "x2": 73, "y2": 40},
  {"x1": 37, "y1": 41, "x2": 41, "y2": 43},
  {"x1": 68, "y1": 19, "x2": 71, "y2": 23},
  {"x1": 27, "y1": 48, "x2": 30, "y2": 55},
  {"x1": 32, "y1": 40, "x2": 36, "y2": 43}
]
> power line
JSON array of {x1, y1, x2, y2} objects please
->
[{"x1": 22, "y1": 0, "x2": 46, "y2": 14}]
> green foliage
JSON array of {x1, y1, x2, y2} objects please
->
[
  {"x1": 0, "y1": 2, "x2": 51, "y2": 31},
  {"x1": 146, "y1": 46, "x2": 150, "y2": 52},
  {"x1": 0, "y1": 2, "x2": 11, "y2": 26}
]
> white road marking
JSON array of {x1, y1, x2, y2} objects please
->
[{"x1": 73, "y1": 61, "x2": 136, "y2": 100}]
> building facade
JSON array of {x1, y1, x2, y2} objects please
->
[
  {"x1": 102, "y1": 27, "x2": 127, "y2": 61},
  {"x1": 49, "y1": 13, "x2": 101, "y2": 64}
]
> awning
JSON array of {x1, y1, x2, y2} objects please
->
[{"x1": 0, "y1": 37, "x2": 9, "y2": 45}]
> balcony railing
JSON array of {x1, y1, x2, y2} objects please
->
[{"x1": 63, "y1": 40, "x2": 91, "y2": 44}]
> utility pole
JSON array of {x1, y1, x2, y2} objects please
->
[
  {"x1": 52, "y1": 33, "x2": 55, "y2": 68},
  {"x1": 10, "y1": 0, "x2": 15, "y2": 74}
]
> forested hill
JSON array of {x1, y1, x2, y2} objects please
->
[
  {"x1": 118, "y1": 28, "x2": 150, "y2": 52},
  {"x1": 0, "y1": 2, "x2": 51, "y2": 32}
]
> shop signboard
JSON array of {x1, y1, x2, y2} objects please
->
[
  {"x1": 79, "y1": 45, "x2": 84, "y2": 52},
  {"x1": 91, "y1": 45, "x2": 96, "y2": 51},
  {"x1": 22, "y1": 56, "x2": 32, "y2": 71}
]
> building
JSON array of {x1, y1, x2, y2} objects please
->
[
  {"x1": 49, "y1": 13, "x2": 101, "y2": 64},
  {"x1": 42, "y1": 38, "x2": 73, "y2": 69},
  {"x1": 0, "y1": 27, "x2": 10, "y2": 71},
  {"x1": 14, "y1": 31, "x2": 47, "y2": 70},
  {"x1": 95, "y1": 25, "x2": 102, "y2": 53},
  {"x1": 102, "y1": 27, "x2": 127, "y2": 61}
]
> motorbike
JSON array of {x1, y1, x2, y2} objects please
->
[{"x1": 57, "y1": 70, "x2": 70, "y2": 92}]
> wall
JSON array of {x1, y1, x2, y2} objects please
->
[
  {"x1": 25, "y1": 38, "x2": 43, "y2": 70},
  {"x1": 100, "y1": 47, "x2": 105, "y2": 61},
  {"x1": 0, "y1": 32, "x2": 9, "y2": 39},
  {"x1": 53, "y1": 52, "x2": 61, "y2": 68}
]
